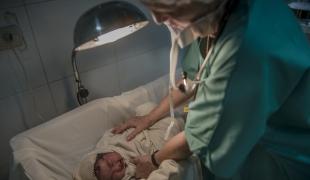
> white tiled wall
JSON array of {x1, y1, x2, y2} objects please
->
[
  {"x1": 0, "y1": 0, "x2": 24, "y2": 9},
  {"x1": 0, "y1": 0, "x2": 170, "y2": 179},
  {"x1": 114, "y1": 23, "x2": 170, "y2": 61},
  {"x1": 17, "y1": 85, "x2": 57, "y2": 127},
  {"x1": 118, "y1": 46, "x2": 170, "y2": 92},
  {"x1": 0, "y1": 0, "x2": 56, "y2": 9},
  {"x1": 0, "y1": 6, "x2": 47, "y2": 97},
  {"x1": 49, "y1": 76, "x2": 77, "y2": 114},
  {"x1": 0, "y1": 95, "x2": 27, "y2": 180},
  {"x1": 0, "y1": 52, "x2": 19, "y2": 98}
]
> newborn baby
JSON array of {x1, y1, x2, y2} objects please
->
[
  {"x1": 73, "y1": 102, "x2": 184, "y2": 180},
  {"x1": 93, "y1": 152, "x2": 126, "y2": 180}
]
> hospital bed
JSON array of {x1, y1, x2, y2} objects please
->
[{"x1": 9, "y1": 74, "x2": 202, "y2": 180}]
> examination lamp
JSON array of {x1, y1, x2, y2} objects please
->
[{"x1": 72, "y1": 1, "x2": 148, "y2": 105}]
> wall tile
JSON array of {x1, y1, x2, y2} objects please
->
[
  {"x1": 118, "y1": 46, "x2": 170, "y2": 92},
  {"x1": 17, "y1": 85, "x2": 57, "y2": 128},
  {"x1": 49, "y1": 76, "x2": 78, "y2": 114},
  {"x1": 0, "y1": 7, "x2": 47, "y2": 95},
  {"x1": 81, "y1": 63, "x2": 121, "y2": 100},
  {"x1": 114, "y1": 23, "x2": 170, "y2": 61},
  {"x1": 75, "y1": 43, "x2": 117, "y2": 74},
  {"x1": 0, "y1": 85, "x2": 56, "y2": 179},
  {"x1": 0, "y1": 0, "x2": 23, "y2": 9},
  {"x1": 0, "y1": 96, "x2": 27, "y2": 180},
  {"x1": 50, "y1": 63, "x2": 121, "y2": 114},
  {"x1": 9, "y1": 50, "x2": 47, "y2": 89},
  {"x1": 24, "y1": 0, "x2": 55, "y2": 4},
  {"x1": 0, "y1": 43, "x2": 47, "y2": 100},
  {"x1": 0, "y1": 7, "x2": 29, "y2": 30},
  {"x1": 0, "y1": 52, "x2": 19, "y2": 99},
  {"x1": 0, "y1": 0, "x2": 57, "y2": 9}
]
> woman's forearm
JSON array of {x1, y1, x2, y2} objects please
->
[
  {"x1": 147, "y1": 80, "x2": 195, "y2": 126},
  {"x1": 154, "y1": 131, "x2": 192, "y2": 163}
]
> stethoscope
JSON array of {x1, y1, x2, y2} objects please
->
[
  {"x1": 164, "y1": 37, "x2": 215, "y2": 140},
  {"x1": 177, "y1": 0, "x2": 238, "y2": 95},
  {"x1": 178, "y1": 37, "x2": 215, "y2": 95}
]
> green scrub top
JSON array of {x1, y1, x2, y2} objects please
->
[{"x1": 182, "y1": 0, "x2": 310, "y2": 179}]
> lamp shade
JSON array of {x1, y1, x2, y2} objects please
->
[{"x1": 74, "y1": 1, "x2": 148, "y2": 51}]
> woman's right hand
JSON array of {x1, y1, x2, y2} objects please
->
[{"x1": 111, "y1": 115, "x2": 151, "y2": 141}]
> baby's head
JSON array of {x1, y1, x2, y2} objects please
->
[
  {"x1": 73, "y1": 151, "x2": 127, "y2": 180},
  {"x1": 93, "y1": 152, "x2": 126, "y2": 180}
]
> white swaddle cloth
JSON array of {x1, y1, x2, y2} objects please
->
[{"x1": 73, "y1": 102, "x2": 184, "y2": 180}]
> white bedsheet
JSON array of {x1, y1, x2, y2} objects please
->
[{"x1": 9, "y1": 73, "x2": 202, "y2": 180}]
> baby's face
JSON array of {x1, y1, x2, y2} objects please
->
[{"x1": 94, "y1": 152, "x2": 126, "y2": 180}]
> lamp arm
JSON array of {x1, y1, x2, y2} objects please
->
[
  {"x1": 71, "y1": 49, "x2": 89, "y2": 105},
  {"x1": 71, "y1": 50, "x2": 81, "y2": 85}
]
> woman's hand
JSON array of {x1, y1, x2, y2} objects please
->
[
  {"x1": 111, "y1": 116, "x2": 151, "y2": 141},
  {"x1": 132, "y1": 155, "x2": 157, "y2": 179}
]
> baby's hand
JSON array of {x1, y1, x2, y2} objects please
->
[{"x1": 131, "y1": 155, "x2": 157, "y2": 179}]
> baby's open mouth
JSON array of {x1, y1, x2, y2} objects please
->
[{"x1": 116, "y1": 158, "x2": 126, "y2": 172}]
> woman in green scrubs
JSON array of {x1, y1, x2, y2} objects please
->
[{"x1": 112, "y1": 0, "x2": 310, "y2": 179}]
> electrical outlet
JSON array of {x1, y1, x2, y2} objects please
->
[{"x1": 0, "y1": 25, "x2": 24, "y2": 51}]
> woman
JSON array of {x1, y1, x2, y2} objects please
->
[{"x1": 113, "y1": 0, "x2": 310, "y2": 179}]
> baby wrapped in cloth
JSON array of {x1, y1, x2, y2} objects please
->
[{"x1": 73, "y1": 102, "x2": 189, "y2": 180}]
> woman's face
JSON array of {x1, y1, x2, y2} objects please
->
[
  {"x1": 94, "y1": 152, "x2": 126, "y2": 180},
  {"x1": 144, "y1": 2, "x2": 210, "y2": 31}
]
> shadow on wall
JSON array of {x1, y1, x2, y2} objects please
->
[{"x1": 61, "y1": 78, "x2": 79, "y2": 113}]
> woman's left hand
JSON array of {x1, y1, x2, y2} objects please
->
[{"x1": 132, "y1": 155, "x2": 157, "y2": 179}]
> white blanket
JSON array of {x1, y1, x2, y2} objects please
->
[{"x1": 10, "y1": 74, "x2": 202, "y2": 180}]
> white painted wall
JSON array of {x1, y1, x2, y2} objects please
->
[{"x1": 0, "y1": 0, "x2": 171, "y2": 179}]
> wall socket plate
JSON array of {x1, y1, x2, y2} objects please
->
[{"x1": 0, "y1": 25, "x2": 24, "y2": 51}]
